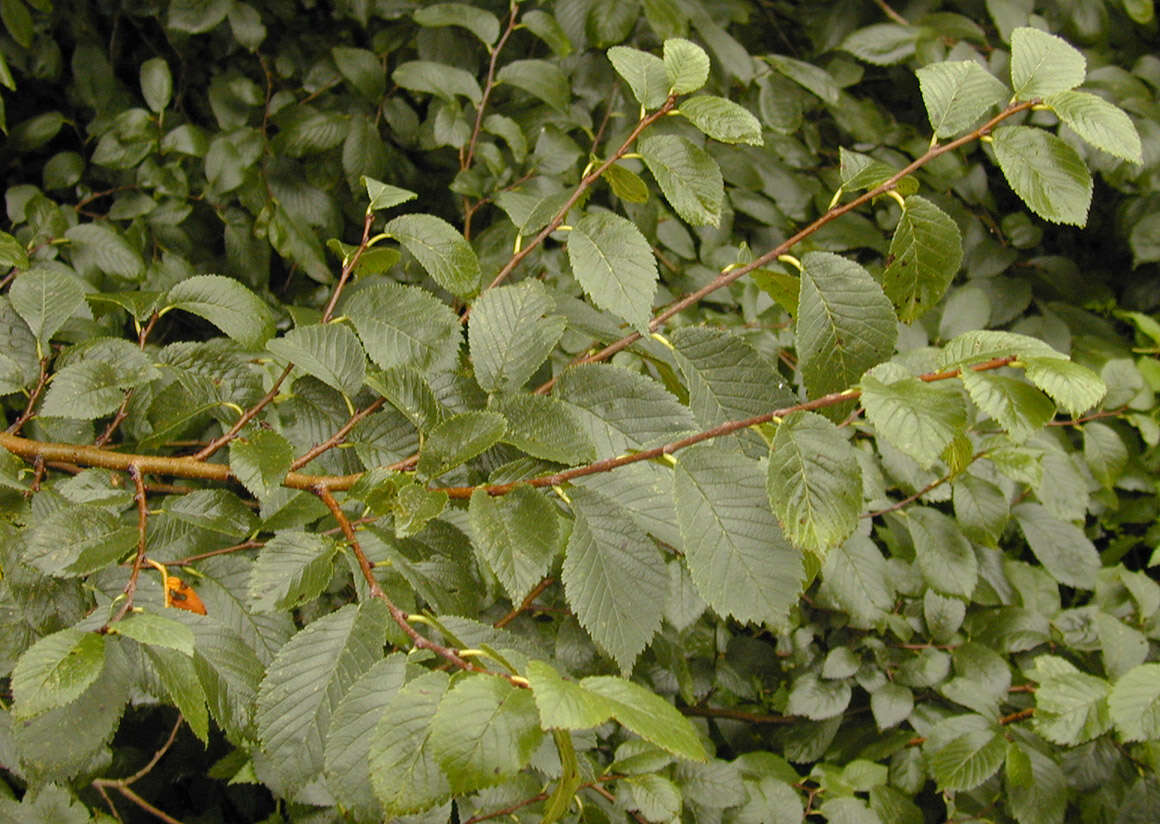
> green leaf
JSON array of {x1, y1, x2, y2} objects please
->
[
  {"x1": 24, "y1": 504, "x2": 137, "y2": 577},
  {"x1": 674, "y1": 445, "x2": 803, "y2": 627},
  {"x1": 145, "y1": 646, "x2": 210, "y2": 744},
  {"x1": 168, "y1": 489, "x2": 257, "y2": 537},
  {"x1": 365, "y1": 366, "x2": 443, "y2": 433},
  {"x1": 344, "y1": 282, "x2": 462, "y2": 374},
  {"x1": 678, "y1": 95, "x2": 762, "y2": 145},
  {"x1": 566, "y1": 210, "x2": 658, "y2": 334},
  {"x1": 470, "y1": 280, "x2": 567, "y2": 393},
  {"x1": 0, "y1": 229, "x2": 28, "y2": 269},
  {"x1": 1083, "y1": 421, "x2": 1127, "y2": 488},
  {"x1": 414, "y1": 2, "x2": 500, "y2": 45},
  {"x1": 369, "y1": 670, "x2": 452, "y2": 817},
  {"x1": 607, "y1": 46, "x2": 669, "y2": 109},
  {"x1": 417, "y1": 410, "x2": 507, "y2": 480},
  {"x1": 332, "y1": 46, "x2": 386, "y2": 101},
  {"x1": 767, "y1": 411, "x2": 863, "y2": 556},
  {"x1": 166, "y1": 274, "x2": 275, "y2": 349},
  {"x1": 840, "y1": 23, "x2": 919, "y2": 65},
  {"x1": 255, "y1": 601, "x2": 388, "y2": 795},
  {"x1": 362, "y1": 177, "x2": 417, "y2": 212},
  {"x1": 522, "y1": 10, "x2": 572, "y2": 57},
  {"x1": 871, "y1": 683, "x2": 914, "y2": 730},
  {"x1": 882, "y1": 195, "x2": 963, "y2": 321},
  {"x1": 1013, "y1": 503, "x2": 1100, "y2": 588},
  {"x1": 991, "y1": 126, "x2": 1093, "y2": 226},
  {"x1": 192, "y1": 621, "x2": 265, "y2": 741},
  {"x1": 469, "y1": 486, "x2": 561, "y2": 603},
  {"x1": 1006, "y1": 740, "x2": 1067, "y2": 824},
  {"x1": 638, "y1": 133, "x2": 724, "y2": 227},
  {"x1": 229, "y1": 429, "x2": 295, "y2": 501},
  {"x1": 663, "y1": 38, "x2": 710, "y2": 94},
  {"x1": 11, "y1": 629, "x2": 106, "y2": 719},
  {"x1": 939, "y1": 330, "x2": 1063, "y2": 369},
  {"x1": 386, "y1": 213, "x2": 480, "y2": 298},
  {"x1": 861, "y1": 371, "x2": 967, "y2": 469},
  {"x1": 562, "y1": 486, "x2": 666, "y2": 672},
  {"x1": 786, "y1": 673, "x2": 851, "y2": 720},
  {"x1": 765, "y1": 54, "x2": 840, "y2": 103},
  {"x1": 267, "y1": 323, "x2": 367, "y2": 396},
  {"x1": 907, "y1": 507, "x2": 977, "y2": 598},
  {"x1": 324, "y1": 655, "x2": 408, "y2": 823},
  {"x1": 1044, "y1": 90, "x2": 1142, "y2": 163},
  {"x1": 429, "y1": 674, "x2": 543, "y2": 792},
  {"x1": 496, "y1": 59, "x2": 570, "y2": 113},
  {"x1": 40, "y1": 360, "x2": 136, "y2": 419},
  {"x1": 1022, "y1": 357, "x2": 1106, "y2": 416},
  {"x1": 248, "y1": 531, "x2": 340, "y2": 613},
  {"x1": 797, "y1": 251, "x2": 897, "y2": 404},
  {"x1": 227, "y1": 1, "x2": 265, "y2": 49},
  {"x1": 1010, "y1": 27, "x2": 1086, "y2": 101},
  {"x1": 1108, "y1": 663, "x2": 1160, "y2": 742},
  {"x1": 818, "y1": 534, "x2": 895, "y2": 628},
  {"x1": 392, "y1": 60, "x2": 482, "y2": 105},
  {"x1": 65, "y1": 223, "x2": 145, "y2": 280},
  {"x1": 960, "y1": 370, "x2": 1055, "y2": 443},
  {"x1": 627, "y1": 774, "x2": 683, "y2": 821},
  {"x1": 490, "y1": 392, "x2": 596, "y2": 465},
  {"x1": 952, "y1": 473, "x2": 1010, "y2": 547},
  {"x1": 9, "y1": 266, "x2": 87, "y2": 350},
  {"x1": 1032, "y1": 655, "x2": 1111, "y2": 745},
  {"x1": 603, "y1": 162, "x2": 650, "y2": 202},
  {"x1": 526, "y1": 660, "x2": 613, "y2": 729},
  {"x1": 916, "y1": 60, "x2": 1009, "y2": 138},
  {"x1": 924, "y1": 714, "x2": 1006, "y2": 791},
  {"x1": 113, "y1": 612, "x2": 195, "y2": 656},
  {"x1": 140, "y1": 57, "x2": 172, "y2": 112},
  {"x1": 167, "y1": 0, "x2": 231, "y2": 33},
  {"x1": 582, "y1": 675, "x2": 707, "y2": 761}
]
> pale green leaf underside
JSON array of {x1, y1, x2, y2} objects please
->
[
  {"x1": 566, "y1": 210, "x2": 658, "y2": 335},
  {"x1": 1045, "y1": 90, "x2": 1143, "y2": 163},
  {"x1": 991, "y1": 126, "x2": 1093, "y2": 226},
  {"x1": 638, "y1": 133, "x2": 724, "y2": 227},
  {"x1": 266, "y1": 322, "x2": 367, "y2": 396},
  {"x1": 1010, "y1": 27, "x2": 1086, "y2": 101},
  {"x1": 916, "y1": 60, "x2": 1009, "y2": 138}
]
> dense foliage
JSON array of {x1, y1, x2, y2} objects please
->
[{"x1": 1, "y1": 1, "x2": 1159, "y2": 822}]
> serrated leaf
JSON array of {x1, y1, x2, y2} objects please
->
[
  {"x1": 365, "y1": 366, "x2": 443, "y2": 433},
  {"x1": 192, "y1": 620, "x2": 265, "y2": 741},
  {"x1": 939, "y1": 330, "x2": 1063, "y2": 369},
  {"x1": 414, "y1": 3, "x2": 500, "y2": 45},
  {"x1": 166, "y1": 274, "x2": 275, "y2": 349},
  {"x1": 65, "y1": 223, "x2": 145, "y2": 280},
  {"x1": 1083, "y1": 421, "x2": 1127, "y2": 488},
  {"x1": 469, "y1": 487, "x2": 560, "y2": 603},
  {"x1": 861, "y1": 372, "x2": 967, "y2": 468},
  {"x1": 1108, "y1": 663, "x2": 1160, "y2": 742},
  {"x1": 146, "y1": 646, "x2": 210, "y2": 744},
  {"x1": 663, "y1": 38, "x2": 710, "y2": 94},
  {"x1": 491, "y1": 392, "x2": 596, "y2": 465},
  {"x1": 766, "y1": 54, "x2": 840, "y2": 103},
  {"x1": 256, "y1": 601, "x2": 388, "y2": 795},
  {"x1": 230, "y1": 429, "x2": 295, "y2": 500},
  {"x1": 169, "y1": 488, "x2": 256, "y2": 537},
  {"x1": 882, "y1": 195, "x2": 963, "y2": 321},
  {"x1": 417, "y1": 410, "x2": 507, "y2": 480},
  {"x1": 608, "y1": 46, "x2": 669, "y2": 109},
  {"x1": 566, "y1": 210, "x2": 658, "y2": 334},
  {"x1": 907, "y1": 507, "x2": 977, "y2": 598},
  {"x1": 267, "y1": 323, "x2": 366, "y2": 396},
  {"x1": 526, "y1": 660, "x2": 613, "y2": 729},
  {"x1": 840, "y1": 23, "x2": 919, "y2": 65},
  {"x1": 1006, "y1": 740, "x2": 1067, "y2": 824},
  {"x1": 248, "y1": 531, "x2": 340, "y2": 613},
  {"x1": 9, "y1": 267, "x2": 87, "y2": 350},
  {"x1": 871, "y1": 683, "x2": 914, "y2": 730},
  {"x1": 638, "y1": 133, "x2": 724, "y2": 227},
  {"x1": 960, "y1": 370, "x2": 1055, "y2": 443},
  {"x1": 344, "y1": 282, "x2": 462, "y2": 374},
  {"x1": 11, "y1": 629, "x2": 106, "y2": 719},
  {"x1": 470, "y1": 280, "x2": 567, "y2": 393},
  {"x1": 797, "y1": 251, "x2": 897, "y2": 403},
  {"x1": 332, "y1": 46, "x2": 385, "y2": 101},
  {"x1": 40, "y1": 360, "x2": 136, "y2": 419},
  {"x1": 362, "y1": 177, "x2": 417, "y2": 211},
  {"x1": 991, "y1": 125, "x2": 1092, "y2": 226},
  {"x1": 603, "y1": 162, "x2": 650, "y2": 202},
  {"x1": 386, "y1": 213, "x2": 481, "y2": 298},
  {"x1": 818, "y1": 534, "x2": 894, "y2": 628},
  {"x1": 952, "y1": 473, "x2": 1010, "y2": 546},
  {"x1": 924, "y1": 715, "x2": 1005, "y2": 791},
  {"x1": 113, "y1": 612, "x2": 195, "y2": 656},
  {"x1": 674, "y1": 445, "x2": 803, "y2": 627},
  {"x1": 429, "y1": 674, "x2": 543, "y2": 792},
  {"x1": 392, "y1": 60, "x2": 482, "y2": 104},
  {"x1": 1014, "y1": 503, "x2": 1100, "y2": 588},
  {"x1": 1032, "y1": 655, "x2": 1111, "y2": 745},
  {"x1": 496, "y1": 59, "x2": 570, "y2": 113},
  {"x1": 767, "y1": 411, "x2": 863, "y2": 556},
  {"x1": 1044, "y1": 90, "x2": 1142, "y2": 163},
  {"x1": 1022, "y1": 357, "x2": 1105, "y2": 415},
  {"x1": 324, "y1": 655, "x2": 408, "y2": 822},
  {"x1": 582, "y1": 675, "x2": 706, "y2": 760},
  {"x1": 1010, "y1": 27, "x2": 1086, "y2": 101},
  {"x1": 369, "y1": 670, "x2": 452, "y2": 816},
  {"x1": 24, "y1": 504, "x2": 137, "y2": 577},
  {"x1": 678, "y1": 94, "x2": 762, "y2": 145},
  {"x1": 786, "y1": 673, "x2": 851, "y2": 720},
  {"x1": 916, "y1": 60, "x2": 1009, "y2": 138},
  {"x1": 562, "y1": 486, "x2": 666, "y2": 673}
]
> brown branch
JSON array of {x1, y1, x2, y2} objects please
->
[
  {"x1": 494, "y1": 576, "x2": 554, "y2": 628},
  {"x1": 682, "y1": 705, "x2": 795, "y2": 724},
  {"x1": 482, "y1": 94, "x2": 681, "y2": 294},
  {"x1": 861, "y1": 452, "x2": 985, "y2": 519},
  {"x1": 6, "y1": 355, "x2": 50, "y2": 435},
  {"x1": 92, "y1": 714, "x2": 186, "y2": 824},
  {"x1": 168, "y1": 539, "x2": 265, "y2": 567},
  {"x1": 462, "y1": 3, "x2": 520, "y2": 173},
  {"x1": 535, "y1": 100, "x2": 1037, "y2": 393},
  {"x1": 107, "y1": 465, "x2": 149, "y2": 626},
  {"x1": 109, "y1": 785, "x2": 187, "y2": 824},
  {"x1": 874, "y1": 0, "x2": 909, "y2": 25},
  {"x1": 191, "y1": 363, "x2": 293, "y2": 461},
  {"x1": 462, "y1": 775, "x2": 624, "y2": 824},
  {"x1": 1047, "y1": 406, "x2": 1127, "y2": 426},
  {"x1": 290, "y1": 397, "x2": 385, "y2": 471},
  {"x1": 321, "y1": 210, "x2": 377, "y2": 323},
  {"x1": 1000, "y1": 707, "x2": 1035, "y2": 725}
]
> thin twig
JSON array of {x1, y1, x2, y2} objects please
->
[
  {"x1": 683, "y1": 705, "x2": 795, "y2": 724},
  {"x1": 6, "y1": 356, "x2": 50, "y2": 435},
  {"x1": 321, "y1": 210, "x2": 376, "y2": 323},
  {"x1": 874, "y1": 0, "x2": 909, "y2": 25},
  {"x1": 191, "y1": 363, "x2": 293, "y2": 461},
  {"x1": 861, "y1": 453, "x2": 985, "y2": 519},
  {"x1": 494, "y1": 576, "x2": 554, "y2": 628},
  {"x1": 462, "y1": 3, "x2": 520, "y2": 172},
  {"x1": 290, "y1": 397, "x2": 385, "y2": 471},
  {"x1": 107, "y1": 465, "x2": 149, "y2": 626},
  {"x1": 92, "y1": 715, "x2": 186, "y2": 824}
]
